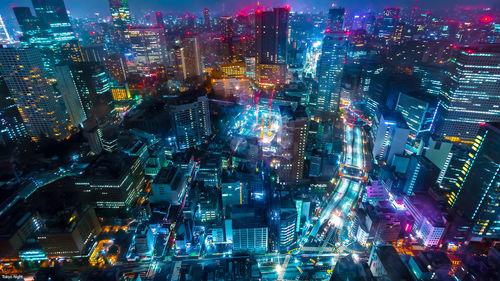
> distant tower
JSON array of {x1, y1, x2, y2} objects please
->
[
  {"x1": 203, "y1": 8, "x2": 211, "y2": 29},
  {"x1": 109, "y1": 0, "x2": 131, "y2": 39},
  {"x1": 156, "y1": 11, "x2": 164, "y2": 28},
  {"x1": 327, "y1": 7, "x2": 345, "y2": 32}
]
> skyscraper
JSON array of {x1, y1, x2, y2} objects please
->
[
  {"x1": 125, "y1": 27, "x2": 168, "y2": 74},
  {"x1": 453, "y1": 123, "x2": 499, "y2": 238},
  {"x1": 372, "y1": 110, "x2": 410, "y2": 163},
  {"x1": 31, "y1": 0, "x2": 76, "y2": 42},
  {"x1": 327, "y1": 7, "x2": 345, "y2": 32},
  {"x1": 109, "y1": 0, "x2": 131, "y2": 38},
  {"x1": 179, "y1": 35, "x2": 202, "y2": 79},
  {"x1": 316, "y1": 32, "x2": 346, "y2": 113},
  {"x1": 255, "y1": 7, "x2": 289, "y2": 65},
  {"x1": 219, "y1": 16, "x2": 234, "y2": 63},
  {"x1": 203, "y1": 8, "x2": 211, "y2": 29},
  {"x1": 395, "y1": 92, "x2": 438, "y2": 153},
  {"x1": 155, "y1": 11, "x2": 164, "y2": 28},
  {"x1": 168, "y1": 94, "x2": 211, "y2": 150},
  {"x1": 435, "y1": 46, "x2": 500, "y2": 143},
  {"x1": 0, "y1": 48, "x2": 69, "y2": 141},
  {"x1": 54, "y1": 65, "x2": 87, "y2": 126}
]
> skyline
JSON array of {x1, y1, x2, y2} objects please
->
[{"x1": 1, "y1": 0, "x2": 499, "y2": 20}]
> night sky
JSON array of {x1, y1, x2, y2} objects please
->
[{"x1": 1, "y1": 0, "x2": 498, "y2": 20}]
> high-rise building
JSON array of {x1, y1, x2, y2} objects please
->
[
  {"x1": 453, "y1": 123, "x2": 500, "y2": 238},
  {"x1": 435, "y1": 46, "x2": 500, "y2": 143},
  {"x1": 377, "y1": 8, "x2": 401, "y2": 40},
  {"x1": 75, "y1": 152, "x2": 145, "y2": 209},
  {"x1": 0, "y1": 76, "x2": 28, "y2": 146},
  {"x1": 220, "y1": 16, "x2": 234, "y2": 63},
  {"x1": 109, "y1": 0, "x2": 131, "y2": 39},
  {"x1": 168, "y1": 94, "x2": 211, "y2": 150},
  {"x1": 0, "y1": 48, "x2": 69, "y2": 142},
  {"x1": 105, "y1": 54, "x2": 128, "y2": 84},
  {"x1": 327, "y1": 7, "x2": 345, "y2": 32},
  {"x1": 155, "y1": 11, "x2": 164, "y2": 28},
  {"x1": 372, "y1": 110, "x2": 410, "y2": 164},
  {"x1": 125, "y1": 27, "x2": 167, "y2": 74},
  {"x1": 290, "y1": 107, "x2": 308, "y2": 181},
  {"x1": 203, "y1": 8, "x2": 211, "y2": 29},
  {"x1": 316, "y1": 32, "x2": 346, "y2": 113},
  {"x1": 179, "y1": 35, "x2": 202, "y2": 79},
  {"x1": 31, "y1": 0, "x2": 76, "y2": 42},
  {"x1": 395, "y1": 92, "x2": 438, "y2": 153},
  {"x1": 255, "y1": 7, "x2": 289, "y2": 65},
  {"x1": 54, "y1": 65, "x2": 87, "y2": 126}
]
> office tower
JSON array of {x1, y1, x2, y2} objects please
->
[
  {"x1": 290, "y1": 107, "x2": 308, "y2": 181},
  {"x1": 168, "y1": 94, "x2": 211, "y2": 150},
  {"x1": 105, "y1": 54, "x2": 128, "y2": 84},
  {"x1": 226, "y1": 205, "x2": 269, "y2": 253},
  {"x1": 435, "y1": 46, "x2": 500, "y2": 143},
  {"x1": 150, "y1": 167, "x2": 187, "y2": 205},
  {"x1": 395, "y1": 92, "x2": 438, "y2": 153},
  {"x1": 279, "y1": 209, "x2": 297, "y2": 251},
  {"x1": 54, "y1": 65, "x2": 87, "y2": 126},
  {"x1": 179, "y1": 35, "x2": 202, "y2": 79},
  {"x1": 59, "y1": 39, "x2": 84, "y2": 63},
  {"x1": 402, "y1": 155, "x2": 439, "y2": 195},
  {"x1": 59, "y1": 62, "x2": 112, "y2": 117},
  {"x1": 0, "y1": 76, "x2": 28, "y2": 146},
  {"x1": 31, "y1": 0, "x2": 76, "y2": 42},
  {"x1": 12, "y1": 7, "x2": 40, "y2": 44},
  {"x1": 403, "y1": 195, "x2": 447, "y2": 247},
  {"x1": 377, "y1": 8, "x2": 401, "y2": 40},
  {"x1": 155, "y1": 11, "x2": 164, "y2": 28},
  {"x1": 220, "y1": 16, "x2": 234, "y2": 63},
  {"x1": 76, "y1": 152, "x2": 145, "y2": 209},
  {"x1": 316, "y1": 32, "x2": 346, "y2": 113},
  {"x1": 81, "y1": 44, "x2": 107, "y2": 63},
  {"x1": 453, "y1": 123, "x2": 499, "y2": 238},
  {"x1": 203, "y1": 8, "x2": 211, "y2": 29},
  {"x1": 255, "y1": 7, "x2": 289, "y2": 65},
  {"x1": 0, "y1": 16, "x2": 12, "y2": 45},
  {"x1": 0, "y1": 48, "x2": 69, "y2": 142},
  {"x1": 327, "y1": 7, "x2": 345, "y2": 32},
  {"x1": 109, "y1": 0, "x2": 131, "y2": 38},
  {"x1": 372, "y1": 110, "x2": 410, "y2": 163},
  {"x1": 125, "y1": 27, "x2": 167, "y2": 74}
]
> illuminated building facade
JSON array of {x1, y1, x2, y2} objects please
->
[
  {"x1": 31, "y1": 0, "x2": 76, "y2": 43},
  {"x1": 168, "y1": 94, "x2": 211, "y2": 150},
  {"x1": 453, "y1": 123, "x2": 500, "y2": 238},
  {"x1": 255, "y1": 7, "x2": 289, "y2": 65},
  {"x1": 105, "y1": 54, "x2": 128, "y2": 84},
  {"x1": 75, "y1": 152, "x2": 145, "y2": 209},
  {"x1": 126, "y1": 27, "x2": 168, "y2": 74},
  {"x1": 435, "y1": 46, "x2": 500, "y2": 143},
  {"x1": 316, "y1": 32, "x2": 346, "y2": 113},
  {"x1": 109, "y1": 0, "x2": 131, "y2": 38},
  {"x1": 54, "y1": 64, "x2": 87, "y2": 126},
  {"x1": 372, "y1": 110, "x2": 410, "y2": 163},
  {"x1": 220, "y1": 62, "x2": 246, "y2": 79},
  {"x1": 0, "y1": 48, "x2": 70, "y2": 142},
  {"x1": 395, "y1": 92, "x2": 438, "y2": 153},
  {"x1": 327, "y1": 7, "x2": 345, "y2": 32}
]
